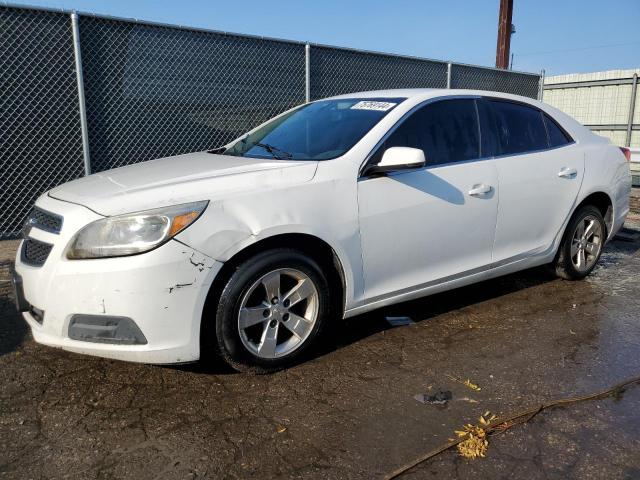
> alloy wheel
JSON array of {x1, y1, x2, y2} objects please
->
[
  {"x1": 237, "y1": 268, "x2": 319, "y2": 359},
  {"x1": 570, "y1": 214, "x2": 603, "y2": 272}
]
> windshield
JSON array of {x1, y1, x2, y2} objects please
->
[{"x1": 221, "y1": 98, "x2": 405, "y2": 160}]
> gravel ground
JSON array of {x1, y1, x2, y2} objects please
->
[{"x1": 1, "y1": 224, "x2": 639, "y2": 479}]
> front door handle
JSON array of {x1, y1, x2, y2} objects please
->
[
  {"x1": 468, "y1": 184, "x2": 492, "y2": 196},
  {"x1": 558, "y1": 167, "x2": 577, "y2": 178}
]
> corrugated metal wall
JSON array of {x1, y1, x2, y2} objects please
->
[{"x1": 543, "y1": 69, "x2": 640, "y2": 147}]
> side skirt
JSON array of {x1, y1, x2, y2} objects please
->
[{"x1": 344, "y1": 251, "x2": 554, "y2": 319}]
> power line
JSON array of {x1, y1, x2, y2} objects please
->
[{"x1": 514, "y1": 41, "x2": 640, "y2": 57}]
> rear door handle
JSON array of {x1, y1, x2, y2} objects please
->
[
  {"x1": 558, "y1": 167, "x2": 577, "y2": 178},
  {"x1": 468, "y1": 184, "x2": 492, "y2": 196}
]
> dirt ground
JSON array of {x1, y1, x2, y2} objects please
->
[{"x1": 1, "y1": 223, "x2": 640, "y2": 479}]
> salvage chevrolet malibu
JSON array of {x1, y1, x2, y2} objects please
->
[{"x1": 13, "y1": 89, "x2": 631, "y2": 371}]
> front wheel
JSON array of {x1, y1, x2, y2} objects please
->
[
  {"x1": 553, "y1": 205, "x2": 606, "y2": 280},
  {"x1": 209, "y1": 249, "x2": 333, "y2": 372}
]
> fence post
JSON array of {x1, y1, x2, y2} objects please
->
[
  {"x1": 305, "y1": 44, "x2": 311, "y2": 103},
  {"x1": 626, "y1": 73, "x2": 638, "y2": 148},
  {"x1": 446, "y1": 62, "x2": 452, "y2": 89},
  {"x1": 71, "y1": 12, "x2": 91, "y2": 175},
  {"x1": 537, "y1": 69, "x2": 545, "y2": 101}
]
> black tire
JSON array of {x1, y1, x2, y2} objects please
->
[
  {"x1": 553, "y1": 205, "x2": 606, "y2": 280},
  {"x1": 207, "y1": 249, "x2": 333, "y2": 373}
]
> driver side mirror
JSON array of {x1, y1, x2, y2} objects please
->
[{"x1": 366, "y1": 147, "x2": 426, "y2": 175}]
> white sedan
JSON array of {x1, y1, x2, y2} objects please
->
[{"x1": 12, "y1": 89, "x2": 631, "y2": 372}]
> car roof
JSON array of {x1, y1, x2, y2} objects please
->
[
  {"x1": 324, "y1": 88, "x2": 597, "y2": 144},
  {"x1": 326, "y1": 88, "x2": 539, "y2": 105}
]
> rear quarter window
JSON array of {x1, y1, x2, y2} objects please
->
[{"x1": 544, "y1": 113, "x2": 573, "y2": 148}]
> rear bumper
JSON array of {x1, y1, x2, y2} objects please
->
[
  {"x1": 610, "y1": 206, "x2": 628, "y2": 239},
  {"x1": 15, "y1": 194, "x2": 223, "y2": 364}
]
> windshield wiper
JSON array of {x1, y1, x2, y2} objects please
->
[
  {"x1": 207, "y1": 146, "x2": 227, "y2": 154},
  {"x1": 254, "y1": 142, "x2": 292, "y2": 160}
]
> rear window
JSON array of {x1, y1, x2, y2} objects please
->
[
  {"x1": 490, "y1": 100, "x2": 548, "y2": 155},
  {"x1": 544, "y1": 113, "x2": 572, "y2": 148}
]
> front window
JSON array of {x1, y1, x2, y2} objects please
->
[
  {"x1": 370, "y1": 98, "x2": 481, "y2": 166},
  {"x1": 221, "y1": 98, "x2": 404, "y2": 160}
]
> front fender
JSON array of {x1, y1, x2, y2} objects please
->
[{"x1": 175, "y1": 193, "x2": 362, "y2": 312}]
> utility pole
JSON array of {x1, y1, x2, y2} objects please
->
[{"x1": 495, "y1": 0, "x2": 514, "y2": 69}]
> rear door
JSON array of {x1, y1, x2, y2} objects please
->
[{"x1": 484, "y1": 98, "x2": 583, "y2": 263}]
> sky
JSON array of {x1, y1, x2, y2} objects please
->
[{"x1": 9, "y1": 0, "x2": 640, "y2": 76}]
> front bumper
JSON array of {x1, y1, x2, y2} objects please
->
[
  {"x1": 11, "y1": 268, "x2": 29, "y2": 313},
  {"x1": 15, "y1": 194, "x2": 222, "y2": 364}
]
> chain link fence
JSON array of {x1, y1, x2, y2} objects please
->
[
  {"x1": 1, "y1": 5, "x2": 542, "y2": 239},
  {"x1": 1, "y1": 7, "x2": 85, "y2": 239},
  {"x1": 450, "y1": 63, "x2": 541, "y2": 99},
  {"x1": 79, "y1": 16, "x2": 307, "y2": 173},
  {"x1": 309, "y1": 46, "x2": 448, "y2": 100}
]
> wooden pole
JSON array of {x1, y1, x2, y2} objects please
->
[{"x1": 495, "y1": 0, "x2": 513, "y2": 69}]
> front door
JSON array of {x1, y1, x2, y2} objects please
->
[{"x1": 357, "y1": 98, "x2": 499, "y2": 301}]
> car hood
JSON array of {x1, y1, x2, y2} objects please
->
[{"x1": 49, "y1": 152, "x2": 318, "y2": 216}]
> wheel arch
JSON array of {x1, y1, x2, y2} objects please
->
[
  {"x1": 200, "y1": 233, "x2": 348, "y2": 349},
  {"x1": 551, "y1": 191, "x2": 612, "y2": 280},
  {"x1": 574, "y1": 190, "x2": 613, "y2": 236},
  {"x1": 553, "y1": 190, "x2": 613, "y2": 260}
]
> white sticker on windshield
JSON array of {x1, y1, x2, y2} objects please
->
[{"x1": 350, "y1": 101, "x2": 397, "y2": 111}]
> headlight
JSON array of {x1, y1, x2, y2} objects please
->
[{"x1": 66, "y1": 201, "x2": 208, "y2": 259}]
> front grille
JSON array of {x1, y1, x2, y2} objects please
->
[
  {"x1": 28, "y1": 207, "x2": 63, "y2": 234},
  {"x1": 21, "y1": 238, "x2": 54, "y2": 267}
]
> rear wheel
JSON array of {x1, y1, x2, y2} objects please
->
[
  {"x1": 553, "y1": 205, "x2": 606, "y2": 280},
  {"x1": 208, "y1": 249, "x2": 333, "y2": 372}
]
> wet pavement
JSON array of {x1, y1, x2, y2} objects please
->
[{"x1": 1, "y1": 226, "x2": 640, "y2": 479}]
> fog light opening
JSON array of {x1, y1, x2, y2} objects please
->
[
  {"x1": 29, "y1": 306, "x2": 45, "y2": 324},
  {"x1": 68, "y1": 315, "x2": 147, "y2": 345}
]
